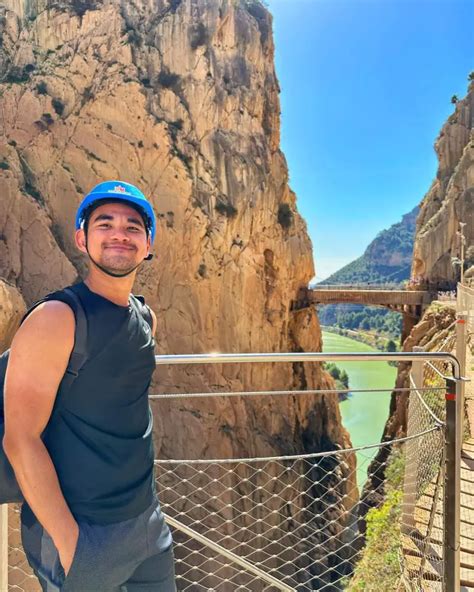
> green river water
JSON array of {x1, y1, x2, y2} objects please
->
[{"x1": 322, "y1": 331, "x2": 397, "y2": 488}]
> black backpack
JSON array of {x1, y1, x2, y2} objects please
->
[{"x1": 0, "y1": 287, "x2": 88, "y2": 504}]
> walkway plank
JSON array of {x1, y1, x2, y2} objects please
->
[{"x1": 403, "y1": 437, "x2": 474, "y2": 588}]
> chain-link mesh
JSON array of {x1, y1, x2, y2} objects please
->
[
  {"x1": 400, "y1": 376, "x2": 445, "y2": 589},
  {"x1": 155, "y1": 429, "x2": 443, "y2": 592},
  {"x1": 457, "y1": 283, "x2": 474, "y2": 333},
  {"x1": 7, "y1": 504, "x2": 40, "y2": 592}
]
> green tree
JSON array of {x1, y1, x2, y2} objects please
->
[
  {"x1": 451, "y1": 95, "x2": 459, "y2": 104},
  {"x1": 469, "y1": 71, "x2": 474, "y2": 82},
  {"x1": 340, "y1": 369, "x2": 349, "y2": 388},
  {"x1": 386, "y1": 339, "x2": 397, "y2": 352}
]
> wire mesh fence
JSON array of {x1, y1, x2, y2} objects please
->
[
  {"x1": 2, "y1": 352, "x2": 461, "y2": 591},
  {"x1": 7, "y1": 504, "x2": 40, "y2": 592},
  {"x1": 400, "y1": 376, "x2": 445, "y2": 589},
  {"x1": 458, "y1": 283, "x2": 474, "y2": 334},
  {"x1": 155, "y1": 427, "x2": 443, "y2": 591}
]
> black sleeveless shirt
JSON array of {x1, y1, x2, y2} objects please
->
[{"x1": 41, "y1": 282, "x2": 156, "y2": 524}]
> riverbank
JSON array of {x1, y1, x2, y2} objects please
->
[
  {"x1": 322, "y1": 324, "x2": 400, "y2": 352},
  {"x1": 322, "y1": 331, "x2": 397, "y2": 488}
]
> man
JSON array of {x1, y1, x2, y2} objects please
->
[{"x1": 3, "y1": 181, "x2": 176, "y2": 591}]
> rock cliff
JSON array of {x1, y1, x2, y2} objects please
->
[
  {"x1": 1, "y1": 0, "x2": 355, "y2": 587},
  {"x1": 412, "y1": 82, "x2": 474, "y2": 285},
  {"x1": 0, "y1": 279, "x2": 26, "y2": 351},
  {"x1": 370, "y1": 78, "x2": 473, "y2": 463},
  {"x1": 359, "y1": 80, "x2": 474, "y2": 533}
]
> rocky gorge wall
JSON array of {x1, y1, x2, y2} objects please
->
[
  {"x1": 412, "y1": 82, "x2": 474, "y2": 285},
  {"x1": 0, "y1": 0, "x2": 356, "y2": 587},
  {"x1": 361, "y1": 80, "x2": 474, "y2": 528},
  {"x1": 379, "y1": 79, "x2": 474, "y2": 452}
]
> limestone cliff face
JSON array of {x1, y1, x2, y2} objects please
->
[
  {"x1": 0, "y1": 0, "x2": 352, "y2": 464},
  {"x1": 1, "y1": 0, "x2": 355, "y2": 585},
  {"x1": 0, "y1": 279, "x2": 26, "y2": 351},
  {"x1": 359, "y1": 83, "x2": 473, "y2": 537},
  {"x1": 412, "y1": 83, "x2": 474, "y2": 284}
]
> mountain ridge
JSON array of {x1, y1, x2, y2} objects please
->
[{"x1": 318, "y1": 206, "x2": 419, "y2": 286}]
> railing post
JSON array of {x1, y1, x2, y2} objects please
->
[
  {"x1": 456, "y1": 314, "x2": 467, "y2": 444},
  {"x1": 0, "y1": 504, "x2": 8, "y2": 591},
  {"x1": 444, "y1": 377, "x2": 461, "y2": 592},
  {"x1": 402, "y1": 345, "x2": 424, "y2": 533}
]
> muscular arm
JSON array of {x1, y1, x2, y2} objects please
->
[{"x1": 3, "y1": 301, "x2": 79, "y2": 573}]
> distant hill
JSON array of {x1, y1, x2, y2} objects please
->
[
  {"x1": 319, "y1": 206, "x2": 419, "y2": 285},
  {"x1": 317, "y1": 206, "x2": 419, "y2": 343}
]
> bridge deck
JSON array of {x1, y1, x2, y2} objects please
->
[
  {"x1": 309, "y1": 289, "x2": 431, "y2": 307},
  {"x1": 403, "y1": 438, "x2": 474, "y2": 590}
]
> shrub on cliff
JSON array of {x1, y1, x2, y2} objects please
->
[
  {"x1": 277, "y1": 203, "x2": 293, "y2": 229},
  {"x1": 346, "y1": 449, "x2": 404, "y2": 591},
  {"x1": 36, "y1": 81, "x2": 48, "y2": 95},
  {"x1": 127, "y1": 29, "x2": 141, "y2": 46},
  {"x1": 71, "y1": 0, "x2": 98, "y2": 17},
  {"x1": 157, "y1": 69, "x2": 181, "y2": 92},
  {"x1": 324, "y1": 362, "x2": 350, "y2": 400},
  {"x1": 4, "y1": 66, "x2": 30, "y2": 84},
  {"x1": 52, "y1": 98, "x2": 65, "y2": 116},
  {"x1": 215, "y1": 199, "x2": 237, "y2": 218},
  {"x1": 190, "y1": 23, "x2": 208, "y2": 50},
  {"x1": 41, "y1": 113, "x2": 54, "y2": 126}
]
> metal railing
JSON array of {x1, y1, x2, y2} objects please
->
[
  {"x1": 2, "y1": 351, "x2": 465, "y2": 591},
  {"x1": 311, "y1": 283, "x2": 408, "y2": 291},
  {"x1": 458, "y1": 282, "x2": 474, "y2": 333}
]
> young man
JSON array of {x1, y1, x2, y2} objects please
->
[{"x1": 3, "y1": 181, "x2": 176, "y2": 591}]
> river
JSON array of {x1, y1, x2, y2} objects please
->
[{"x1": 322, "y1": 331, "x2": 397, "y2": 488}]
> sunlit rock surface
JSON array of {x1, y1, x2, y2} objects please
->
[
  {"x1": 412, "y1": 83, "x2": 473, "y2": 284},
  {"x1": 1, "y1": 0, "x2": 356, "y2": 587}
]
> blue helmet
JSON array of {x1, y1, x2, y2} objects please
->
[{"x1": 76, "y1": 181, "x2": 156, "y2": 243}]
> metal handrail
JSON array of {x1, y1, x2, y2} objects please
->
[
  {"x1": 149, "y1": 385, "x2": 446, "y2": 400},
  {"x1": 155, "y1": 351, "x2": 463, "y2": 380}
]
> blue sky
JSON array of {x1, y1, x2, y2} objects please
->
[{"x1": 267, "y1": 0, "x2": 473, "y2": 280}]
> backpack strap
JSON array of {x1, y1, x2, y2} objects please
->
[
  {"x1": 60, "y1": 288, "x2": 88, "y2": 390},
  {"x1": 20, "y1": 288, "x2": 88, "y2": 390}
]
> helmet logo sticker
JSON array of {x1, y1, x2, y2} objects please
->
[{"x1": 110, "y1": 185, "x2": 128, "y2": 194}]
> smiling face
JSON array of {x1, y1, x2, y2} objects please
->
[{"x1": 75, "y1": 201, "x2": 151, "y2": 277}]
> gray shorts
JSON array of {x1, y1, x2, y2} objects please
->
[{"x1": 21, "y1": 497, "x2": 176, "y2": 592}]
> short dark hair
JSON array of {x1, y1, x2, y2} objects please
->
[{"x1": 83, "y1": 198, "x2": 149, "y2": 237}]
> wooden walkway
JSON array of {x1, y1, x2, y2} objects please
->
[{"x1": 403, "y1": 438, "x2": 474, "y2": 591}]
